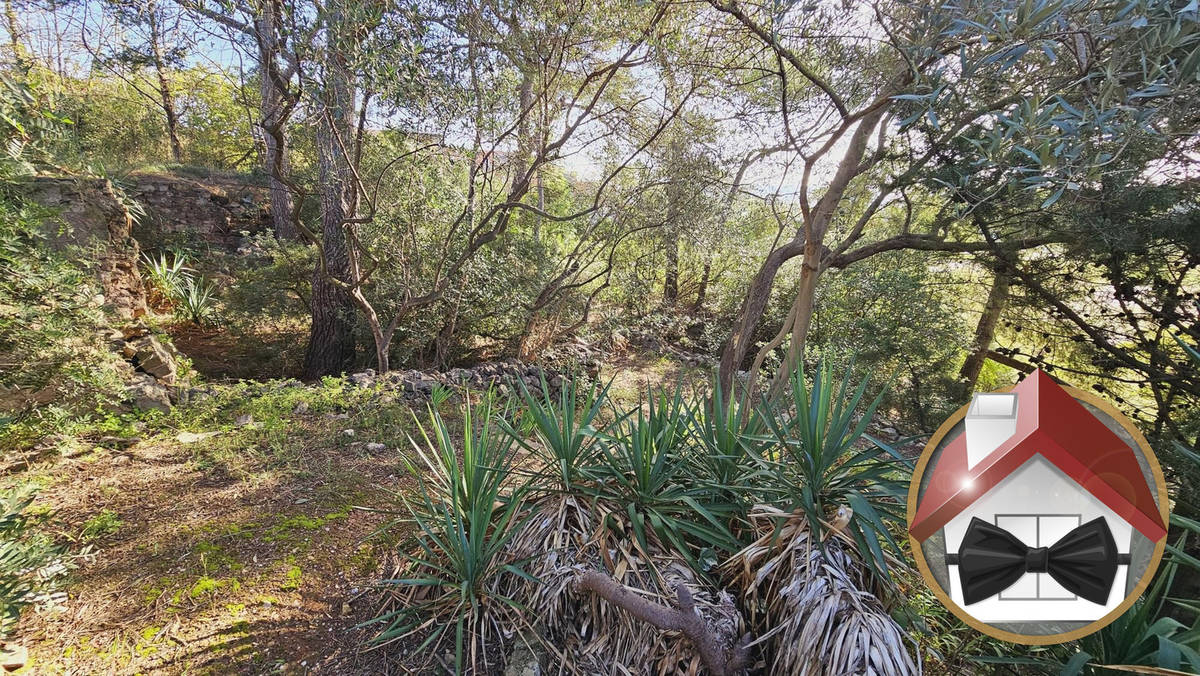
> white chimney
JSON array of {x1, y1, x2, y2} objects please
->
[{"x1": 965, "y1": 392, "x2": 1018, "y2": 470}]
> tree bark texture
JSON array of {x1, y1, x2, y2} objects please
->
[
  {"x1": 255, "y1": 1, "x2": 297, "y2": 240},
  {"x1": 147, "y1": 3, "x2": 183, "y2": 163},
  {"x1": 717, "y1": 238, "x2": 805, "y2": 394},
  {"x1": 575, "y1": 570, "x2": 752, "y2": 676},
  {"x1": 959, "y1": 269, "x2": 1011, "y2": 390},
  {"x1": 302, "y1": 5, "x2": 358, "y2": 379}
]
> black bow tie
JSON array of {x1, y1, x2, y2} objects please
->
[{"x1": 947, "y1": 517, "x2": 1129, "y2": 605}]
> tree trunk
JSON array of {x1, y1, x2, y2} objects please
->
[
  {"x1": 255, "y1": 3, "x2": 297, "y2": 240},
  {"x1": 147, "y1": 4, "x2": 183, "y2": 163},
  {"x1": 959, "y1": 269, "x2": 1011, "y2": 390},
  {"x1": 694, "y1": 257, "x2": 711, "y2": 309},
  {"x1": 664, "y1": 233, "x2": 679, "y2": 304},
  {"x1": 302, "y1": 4, "x2": 358, "y2": 379},
  {"x1": 766, "y1": 247, "x2": 822, "y2": 397},
  {"x1": 717, "y1": 238, "x2": 805, "y2": 393},
  {"x1": 723, "y1": 104, "x2": 888, "y2": 399}
]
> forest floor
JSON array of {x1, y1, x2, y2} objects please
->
[
  {"x1": 10, "y1": 395, "x2": 407, "y2": 674},
  {"x1": 5, "y1": 348, "x2": 708, "y2": 675}
]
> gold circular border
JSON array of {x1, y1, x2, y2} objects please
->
[{"x1": 906, "y1": 384, "x2": 1170, "y2": 645}]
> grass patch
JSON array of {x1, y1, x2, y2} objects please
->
[
  {"x1": 280, "y1": 565, "x2": 302, "y2": 591},
  {"x1": 80, "y1": 509, "x2": 121, "y2": 541}
]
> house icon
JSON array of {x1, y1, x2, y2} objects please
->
[{"x1": 909, "y1": 370, "x2": 1167, "y2": 624}]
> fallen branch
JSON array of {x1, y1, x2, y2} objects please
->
[{"x1": 575, "y1": 569, "x2": 752, "y2": 676}]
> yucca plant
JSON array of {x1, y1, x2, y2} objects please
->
[
  {"x1": 591, "y1": 387, "x2": 739, "y2": 571},
  {"x1": 371, "y1": 395, "x2": 535, "y2": 673},
  {"x1": 140, "y1": 251, "x2": 192, "y2": 307},
  {"x1": 176, "y1": 276, "x2": 217, "y2": 326},
  {"x1": 686, "y1": 374, "x2": 770, "y2": 518},
  {"x1": 499, "y1": 373, "x2": 610, "y2": 493},
  {"x1": 724, "y1": 359, "x2": 918, "y2": 675},
  {"x1": 754, "y1": 359, "x2": 910, "y2": 578},
  {"x1": 495, "y1": 377, "x2": 746, "y2": 674}
]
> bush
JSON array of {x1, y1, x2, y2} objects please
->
[
  {"x1": 0, "y1": 193, "x2": 131, "y2": 452},
  {"x1": 0, "y1": 485, "x2": 71, "y2": 640}
]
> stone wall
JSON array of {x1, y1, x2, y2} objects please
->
[
  {"x1": 26, "y1": 177, "x2": 148, "y2": 320},
  {"x1": 128, "y1": 172, "x2": 272, "y2": 249}
]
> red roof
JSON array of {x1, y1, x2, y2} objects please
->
[{"x1": 910, "y1": 370, "x2": 1166, "y2": 543}]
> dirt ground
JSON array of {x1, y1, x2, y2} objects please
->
[
  {"x1": 3, "y1": 348, "x2": 712, "y2": 675},
  {"x1": 8, "y1": 404, "x2": 413, "y2": 675}
]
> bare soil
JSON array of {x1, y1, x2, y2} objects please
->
[{"x1": 8, "y1": 411, "x2": 411, "y2": 675}]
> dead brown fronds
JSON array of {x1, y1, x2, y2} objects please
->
[{"x1": 725, "y1": 505, "x2": 919, "y2": 676}]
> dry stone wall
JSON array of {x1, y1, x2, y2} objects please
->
[
  {"x1": 26, "y1": 177, "x2": 148, "y2": 320},
  {"x1": 128, "y1": 172, "x2": 272, "y2": 249}
]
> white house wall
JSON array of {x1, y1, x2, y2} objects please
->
[{"x1": 944, "y1": 454, "x2": 1133, "y2": 623}]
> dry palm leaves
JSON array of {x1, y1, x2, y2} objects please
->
[
  {"x1": 499, "y1": 494, "x2": 749, "y2": 675},
  {"x1": 725, "y1": 505, "x2": 919, "y2": 676}
]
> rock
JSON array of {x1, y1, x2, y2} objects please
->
[
  {"x1": 27, "y1": 178, "x2": 149, "y2": 319},
  {"x1": 122, "y1": 323, "x2": 150, "y2": 340},
  {"x1": 181, "y1": 387, "x2": 212, "y2": 405},
  {"x1": 349, "y1": 370, "x2": 376, "y2": 388},
  {"x1": 341, "y1": 429, "x2": 355, "y2": 438},
  {"x1": 126, "y1": 374, "x2": 171, "y2": 413},
  {"x1": 365, "y1": 442, "x2": 386, "y2": 452},
  {"x1": 235, "y1": 413, "x2": 254, "y2": 427},
  {"x1": 111, "y1": 454, "x2": 131, "y2": 466},
  {"x1": 177, "y1": 431, "x2": 222, "y2": 444},
  {"x1": 292, "y1": 401, "x2": 310, "y2": 415},
  {"x1": 131, "y1": 335, "x2": 177, "y2": 385},
  {"x1": 503, "y1": 633, "x2": 543, "y2": 676},
  {"x1": 325, "y1": 412, "x2": 349, "y2": 420},
  {"x1": 1, "y1": 642, "x2": 28, "y2": 672}
]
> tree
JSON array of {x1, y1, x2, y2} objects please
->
[
  {"x1": 300, "y1": 0, "x2": 362, "y2": 378},
  {"x1": 179, "y1": 0, "x2": 302, "y2": 240},
  {"x1": 706, "y1": 0, "x2": 1200, "y2": 399},
  {"x1": 275, "y1": 0, "x2": 682, "y2": 375},
  {"x1": 91, "y1": 0, "x2": 191, "y2": 162}
]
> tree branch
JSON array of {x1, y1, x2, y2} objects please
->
[{"x1": 575, "y1": 570, "x2": 752, "y2": 676}]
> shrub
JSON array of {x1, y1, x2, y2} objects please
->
[
  {"x1": 140, "y1": 251, "x2": 192, "y2": 308},
  {"x1": 0, "y1": 195, "x2": 130, "y2": 452},
  {"x1": 0, "y1": 485, "x2": 71, "y2": 640}
]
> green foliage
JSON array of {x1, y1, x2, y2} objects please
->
[
  {"x1": 177, "y1": 276, "x2": 218, "y2": 326},
  {"x1": 810, "y1": 250, "x2": 969, "y2": 428},
  {"x1": 0, "y1": 195, "x2": 130, "y2": 451},
  {"x1": 140, "y1": 251, "x2": 192, "y2": 301},
  {"x1": 0, "y1": 485, "x2": 70, "y2": 640},
  {"x1": 372, "y1": 395, "x2": 533, "y2": 666},
  {"x1": 80, "y1": 509, "x2": 122, "y2": 542},
  {"x1": 754, "y1": 360, "x2": 911, "y2": 579},
  {"x1": 139, "y1": 250, "x2": 218, "y2": 325},
  {"x1": 685, "y1": 375, "x2": 769, "y2": 513},
  {"x1": 0, "y1": 75, "x2": 72, "y2": 177},
  {"x1": 591, "y1": 388, "x2": 740, "y2": 566},
  {"x1": 49, "y1": 68, "x2": 255, "y2": 170},
  {"x1": 500, "y1": 374, "x2": 610, "y2": 493}
]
